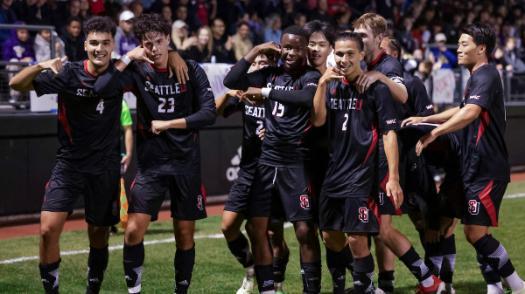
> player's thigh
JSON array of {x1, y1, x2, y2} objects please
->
[
  {"x1": 42, "y1": 163, "x2": 83, "y2": 214},
  {"x1": 224, "y1": 165, "x2": 256, "y2": 215},
  {"x1": 128, "y1": 171, "x2": 168, "y2": 221},
  {"x1": 84, "y1": 169, "x2": 120, "y2": 227},
  {"x1": 247, "y1": 164, "x2": 275, "y2": 219},
  {"x1": 170, "y1": 173, "x2": 207, "y2": 221},
  {"x1": 40, "y1": 211, "x2": 69, "y2": 239},
  {"x1": 275, "y1": 166, "x2": 314, "y2": 222},
  {"x1": 462, "y1": 180, "x2": 507, "y2": 227}
]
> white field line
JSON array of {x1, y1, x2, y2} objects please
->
[{"x1": 0, "y1": 223, "x2": 293, "y2": 265}]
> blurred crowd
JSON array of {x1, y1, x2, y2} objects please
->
[{"x1": 1, "y1": 0, "x2": 525, "y2": 78}]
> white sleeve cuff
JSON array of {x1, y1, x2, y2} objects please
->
[{"x1": 261, "y1": 87, "x2": 272, "y2": 98}]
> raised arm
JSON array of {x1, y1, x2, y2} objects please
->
[
  {"x1": 311, "y1": 67, "x2": 343, "y2": 126},
  {"x1": 9, "y1": 57, "x2": 64, "y2": 92}
]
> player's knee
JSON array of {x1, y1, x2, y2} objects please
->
[
  {"x1": 40, "y1": 223, "x2": 61, "y2": 242},
  {"x1": 294, "y1": 221, "x2": 316, "y2": 245},
  {"x1": 322, "y1": 232, "x2": 344, "y2": 251},
  {"x1": 221, "y1": 220, "x2": 238, "y2": 240},
  {"x1": 124, "y1": 222, "x2": 144, "y2": 245},
  {"x1": 463, "y1": 225, "x2": 485, "y2": 245}
]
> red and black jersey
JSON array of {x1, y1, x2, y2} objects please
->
[
  {"x1": 368, "y1": 51, "x2": 404, "y2": 86},
  {"x1": 95, "y1": 60, "x2": 216, "y2": 174},
  {"x1": 457, "y1": 64, "x2": 510, "y2": 183},
  {"x1": 403, "y1": 72, "x2": 434, "y2": 117},
  {"x1": 224, "y1": 59, "x2": 320, "y2": 167},
  {"x1": 322, "y1": 80, "x2": 400, "y2": 198},
  {"x1": 223, "y1": 98, "x2": 265, "y2": 167},
  {"x1": 33, "y1": 61, "x2": 122, "y2": 174}
]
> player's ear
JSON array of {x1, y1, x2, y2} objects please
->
[
  {"x1": 84, "y1": 40, "x2": 87, "y2": 52},
  {"x1": 477, "y1": 44, "x2": 486, "y2": 56}
]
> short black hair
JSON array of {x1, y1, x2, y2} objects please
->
[
  {"x1": 67, "y1": 16, "x2": 82, "y2": 26},
  {"x1": 460, "y1": 23, "x2": 496, "y2": 59},
  {"x1": 335, "y1": 32, "x2": 364, "y2": 51},
  {"x1": 303, "y1": 20, "x2": 335, "y2": 46},
  {"x1": 133, "y1": 13, "x2": 171, "y2": 41},
  {"x1": 386, "y1": 37, "x2": 402, "y2": 61},
  {"x1": 83, "y1": 16, "x2": 116, "y2": 37},
  {"x1": 281, "y1": 25, "x2": 309, "y2": 42}
]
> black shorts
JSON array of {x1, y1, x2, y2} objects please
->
[
  {"x1": 319, "y1": 194, "x2": 379, "y2": 235},
  {"x1": 462, "y1": 180, "x2": 507, "y2": 227},
  {"x1": 42, "y1": 162, "x2": 120, "y2": 226},
  {"x1": 248, "y1": 164, "x2": 314, "y2": 222},
  {"x1": 129, "y1": 170, "x2": 207, "y2": 221},
  {"x1": 437, "y1": 173, "x2": 464, "y2": 219},
  {"x1": 224, "y1": 163, "x2": 257, "y2": 214}
]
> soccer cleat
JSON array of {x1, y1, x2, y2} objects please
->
[
  {"x1": 274, "y1": 282, "x2": 286, "y2": 294},
  {"x1": 235, "y1": 275, "x2": 255, "y2": 294},
  {"x1": 436, "y1": 282, "x2": 456, "y2": 294},
  {"x1": 416, "y1": 276, "x2": 443, "y2": 294}
]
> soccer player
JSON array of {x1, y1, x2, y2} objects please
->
[
  {"x1": 224, "y1": 25, "x2": 322, "y2": 294},
  {"x1": 218, "y1": 53, "x2": 277, "y2": 294},
  {"x1": 382, "y1": 36, "x2": 459, "y2": 294},
  {"x1": 94, "y1": 13, "x2": 216, "y2": 294},
  {"x1": 406, "y1": 23, "x2": 525, "y2": 294},
  {"x1": 9, "y1": 16, "x2": 127, "y2": 294},
  {"x1": 312, "y1": 31, "x2": 403, "y2": 294},
  {"x1": 353, "y1": 13, "x2": 442, "y2": 293}
]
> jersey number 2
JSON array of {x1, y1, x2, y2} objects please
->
[
  {"x1": 342, "y1": 113, "x2": 349, "y2": 131},
  {"x1": 158, "y1": 97, "x2": 175, "y2": 113}
]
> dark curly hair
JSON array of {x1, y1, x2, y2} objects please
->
[
  {"x1": 83, "y1": 16, "x2": 116, "y2": 37},
  {"x1": 334, "y1": 32, "x2": 364, "y2": 51},
  {"x1": 133, "y1": 13, "x2": 171, "y2": 41}
]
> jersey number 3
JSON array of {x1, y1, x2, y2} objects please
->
[{"x1": 158, "y1": 97, "x2": 175, "y2": 113}]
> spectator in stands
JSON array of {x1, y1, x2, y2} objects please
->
[
  {"x1": 161, "y1": 5, "x2": 173, "y2": 23},
  {"x1": 63, "y1": 16, "x2": 86, "y2": 62},
  {"x1": 280, "y1": 0, "x2": 297, "y2": 28},
  {"x1": 79, "y1": 0, "x2": 91, "y2": 20},
  {"x1": 182, "y1": 26, "x2": 213, "y2": 63},
  {"x1": 293, "y1": 12, "x2": 307, "y2": 28},
  {"x1": 171, "y1": 20, "x2": 196, "y2": 51},
  {"x1": 263, "y1": 13, "x2": 281, "y2": 43},
  {"x1": 307, "y1": 0, "x2": 331, "y2": 24},
  {"x1": 130, "y1": 0, "x2": 143, "y2": 17},
  {"x1": 34, "y1": 29, "x2": 65, "y2": 62},
  {"x1": 232, "y1": 20, "x2": 253, "y2": 61},
  {"x1": 114, "y1": 10, "x2": 138, "y2": 58},
  {"x1": 12, "y1": 0, "x2": 51, "y2": 25},
  {"x1": 428, "y1": 33, "x2": 457, "y2": 69},
  {"x1": 2, "y1": 23, "x2": 34, "y2": 104},
  {"x1": 194, "y1": 0, "x2": 217, "y2": 27},
  {"x1": 211, "y1": 17, "x2": 235, "y2": 63},
  {"x1": 2, "y1": 23, "x2": 34, "y2": 62},
  {"x1": 504, "y1": 37, "x2": 525, "y2": 74},
  {"x1": 0, "y1": 0, "x2": 17, "y2": 44},
  {"x1": 149, "y1": 0, "x2": 176, "y2": 14}
]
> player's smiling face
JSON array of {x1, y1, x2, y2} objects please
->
[
  {"x1": 307, "y1": 32, "x2": 331, "y2": 68},
  {"x1": 334, "y1": 39, "x2": 364, "y2": 79},
  {"x1": 354, "y1": 25, "x2": 381, "y2": 64},
  {"x1": 141, "y1": 31, "x2": 170, "y2": 67},
  {"x1": 280, "y1": 33, "x2": 308, "y2": 72},
  {"x1": 85, "y1": 31, "x2": 114, "y2": 68},
  {"x1": 457, "y1": 33, "x2": 480, "y2": 67}
]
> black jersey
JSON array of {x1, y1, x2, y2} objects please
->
[
  {"x1": 403, "y1": 72, "x2": 434, "y2": 117},
  {"x1": 322, "y1": 79, "x2": 400, "y2": 198},
  {"x1": 33, "y1": 60, "x2": 122, "y2": 173},
  {"x1": 95, "y1": 60, "x2": 216, "y2": 174},
  {"x1": 457, "y1": 64, "x2": 509, "y2": 183},
  {"x1": 368, "y1": 51, "x2": 404, "y2": 86},
  {"x1": 224, "y1": 59, "x2": 320, "y2": 167},
  {"x1": 223, "y1": 98, "x2": 265, "y2": 167}
]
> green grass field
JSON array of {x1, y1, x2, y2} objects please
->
[{"x1": 1, "y1": 181, "x2": 525, "y2": 293}]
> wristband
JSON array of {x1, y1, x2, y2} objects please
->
[
  {"x1": 120, "y1": 54, "x2": 131, "y2": 65},
  {"x1": 261, "y1": 87, "x2": 271, "y2": 98}
]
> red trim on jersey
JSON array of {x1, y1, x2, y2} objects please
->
[
  {"x1": 83, "y1": 60, "x2": 97, "y2": 78},
  {"x1": 342, "y1": 77, "x2": 350, "y2": 86},
  {"x1": 478, "y1": 180, "x2": 498, "y2": 226},
  {"x1": 154, "y1": 67, "x2": 168, "y2": 73},
  {"x1": 130, "y1": 178, "x2": 136, "y2": 190},
  {"x1": 362, "y1": 124, "x2": 378, "y2": 165},
  {"x1": 58, "y1": 100, "x2": 73, "y2": 144},
  {"x1": 476, "y1": 110, "x2": 490, "y2": 145},
  {"x1": 368, "y1": 50, "x2": 386, "y2": 70}
]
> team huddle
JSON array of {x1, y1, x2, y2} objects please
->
[{"x1": 8, "y1": 11, "x2": 524, "y2": 294}]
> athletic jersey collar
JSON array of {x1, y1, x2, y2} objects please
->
[{"x1": 367, "y1": 50, "x2": 387, "y2": 70}]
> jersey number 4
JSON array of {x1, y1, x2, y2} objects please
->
[
  {"x1": 158, "y1": 97, "x2": 175, "y2": 113},
  {"x1": 96, "y1": 99, "x2": 104, "y2": 114}
]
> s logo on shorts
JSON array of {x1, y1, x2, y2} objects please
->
[
  {"x1": 468, "y1": 200, "x2": 480, "y2": 215},
  {"x1": 197, "y1": 195, "x2": 204, "y2": 211},
  {"x1": 299, "y1": 195, "x2": 310, "y2": 209},
  {"x1": 358, "y1": 207, "x2": 369, "y2": 223}
]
